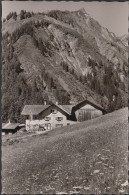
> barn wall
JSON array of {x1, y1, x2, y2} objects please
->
[{"x1": 75, "y1": 104, "x2": 103, "y2": 122}]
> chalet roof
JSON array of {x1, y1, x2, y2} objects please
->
[
  {"x1": 2, "y1": 123, "x2": 20, "y2": 130},
  {"x1": 21, "y1": 105, "x2": 50, "y2": 115},
  {"x1": 55, "y1": 105, "x2": 73, "y2": 115},
  {"x1": 72, "y1": 99, "x2": 106, "y2": 113},
  {"x1": 21, "y1": 104, "x2": 73, "y2": 116}
]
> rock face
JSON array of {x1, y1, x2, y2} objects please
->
[
  {"x1": 119, "y1": 34, "x2": 128, "y2": 47},
  {"x1": 2, "y1": 9, "x2": 128, "y2": 122}
]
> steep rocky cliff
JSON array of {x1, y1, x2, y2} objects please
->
[{"x1": 2, "y1": 9, "x2": 128, "y2": 122}]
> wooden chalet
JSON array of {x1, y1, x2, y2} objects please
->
[
  {"x1": 21, "y1": 103, "x2": 75, "y2": 130},
  {"x1": 21, "y1": 99, "x2": 106, "y2": 131}
]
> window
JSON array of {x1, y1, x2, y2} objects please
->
[
  {"x1": 45, "y1": 117, "x2": 51, "y2": 121},
  {"x1": 56, "y1": 117, "x2": 63, "y2": 121},
  {"x1": 56, "y1": 124, "x2": 63, "y2": 128},
  {"x1": 51, "y1": 109, "x2": 57, "y2": 114},
  {"x1": 34, "y1": 115, "x2": 38, "y2": 120},
  {"x1": 45, "y1": 123, "x2": 51, "y2": 130}
]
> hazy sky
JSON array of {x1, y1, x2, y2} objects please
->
[{"x1": 2, "y1": 1, "x2": 128, "y2": 36}]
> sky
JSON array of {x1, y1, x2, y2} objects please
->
[{"x1": 2, "y1": 1, "x2": 128, "y2": 36}]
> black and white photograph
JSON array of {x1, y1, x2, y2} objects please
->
[{"x1": 1, "y1": 1, "x2": 128, "y2": 194}]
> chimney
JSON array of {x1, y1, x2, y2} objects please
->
[
  {"x1": 112, "y1": 95, "x2": 115, "y2": 102},
  {"x1": 56, "y1": 101, "x2": 58, "y2": 105},
  {"x1": 8, "y1": 119, "x2": 11, "y2": 124},
  {"x1": 44, "y1": 101, "x2": 47, "y2": 105},
  {"x1": 29, "y1": 110, "x2": 33, "y2": 121},
  {"x1": 69, "y1": 100, "x2": 75, "y2": 105}
]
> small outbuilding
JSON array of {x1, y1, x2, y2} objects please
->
[
  {"x1": 2, "y1": 123, "x2": 21, "y2": 135},
  {"x1": 72, "y1": 99, "x2": 106, "y2": 122}
]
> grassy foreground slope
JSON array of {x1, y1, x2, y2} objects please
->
[{"x1": 2, "y1": 107, "x2": 128, "y2": 194}]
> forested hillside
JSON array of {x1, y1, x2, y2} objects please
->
[{"x1": 2, "y1": 9, "x2": 128, "y2": 122}]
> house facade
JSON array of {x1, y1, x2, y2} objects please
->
[
  {"x1": 21, "y1": 99, "x2": 106, "y2": 131},
  {"x1": 21, "y1": 104, "x2": 76, "y2": 131}
]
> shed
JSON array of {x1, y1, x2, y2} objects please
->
[
  {"x1": 72, "y1": 99, "x2": 106, "y2": 122},
  {"x1": 2, "y1": 123, "x2": 20, "y2": 135}
]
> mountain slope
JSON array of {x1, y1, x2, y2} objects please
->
[
  {"x1": 2, "y1": 107, "x2": 128, "y2": 194},
  {"x1": 119, "y1": 34, "x2": 128, "y2": 47},
  {"x1": 2, "y1": 9, "x2": 128, "y2": 122}
]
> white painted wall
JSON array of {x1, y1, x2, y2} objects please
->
[{"x1": 26, "y1": 106, "x2": 77, "y2": 131}]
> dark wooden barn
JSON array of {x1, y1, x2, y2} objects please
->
[{"x1": 72, "y1": 99, "x2": 106, "y2": 122}]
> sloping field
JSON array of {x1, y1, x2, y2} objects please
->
[{"x1": 2, "y1": 107, "x2": 128, "y2": 194}]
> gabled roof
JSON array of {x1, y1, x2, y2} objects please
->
[
  {"x1": 21, "y1": 105, "x2": 50, "y2": 115},
  {"x1": 21, "y1": 104, "x2": 73, "y2": 116},
  {"x1": 54, "y1": 104, "x2": 73, "y2": 115},
  {"x1": 21, "y1": 99, "x2": 105, "y2": 117},
  {"x1": 72, "y1": 99, "x2": 106, "y2": 113},
  {"x1": 2, "y1": 123, "x2": 20, "y2": 130}
]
